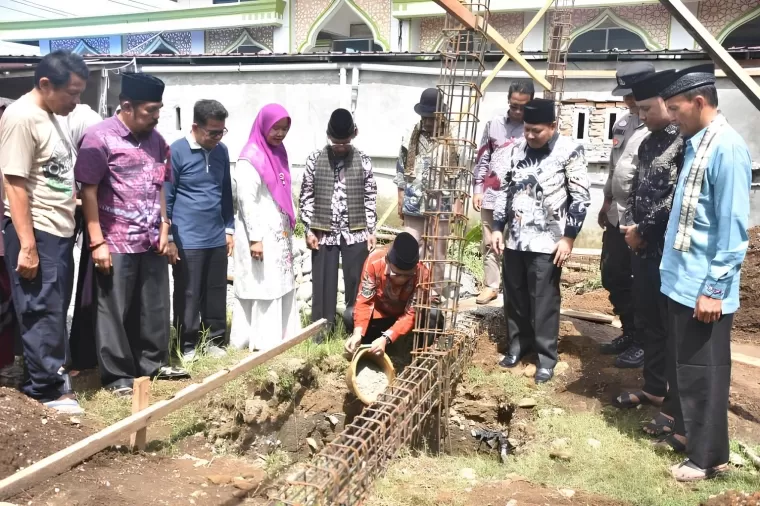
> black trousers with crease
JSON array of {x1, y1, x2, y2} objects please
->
[
  {"x1": 311, "y1": 238, "x2": 369, "y2": 327},
  {"x1": 631, "y1": 253, "x2": 669, "y2": 398},
  {"x1": 502, "y1": 249, "x2": 562, "y2": 369},
  {"x1": 601, "y1": 226, "x2": 635, "y2": 336},
  {"x1": 172, "y1": 245, "x2": 228, "y2": 354},
  {"x1": 94, "y1": 250, "x2": 170, "y2": 389},
  {"x1": 665, "y1": 298, "x2": 732, "y2": 469}
]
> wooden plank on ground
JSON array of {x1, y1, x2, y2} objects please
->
[
  {"x1": 560, "y1": 308, "x2": 614, "y2": 324},
  {"x1": 0, "y1": 319, "x2": 327, "y2": 501},
  {"x1": 129, "y1": 377, "x2": 150, "y2": 451}
]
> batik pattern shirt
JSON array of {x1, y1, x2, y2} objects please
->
[
  {"x1": 301, "y1": 149, "x2": 377, "y2": 246},
  {"x1": 75, "y1": 116, "x2": 171, "y2": 254},
  {"x1": 354, "y1": 248, "x2": 430, "y2": 341},
  {"x1": 492, "y1": 134, "x2": 591, "y2": 254},
  {"x1": 623, "y1": 124, "x2": 683, "y2": 258},
  {"x1": 395, "y1": 127, "x2": 435, "y2": 217},
  {"x1": 473, "y1": 115, "x2": 524, "y2": 210}
]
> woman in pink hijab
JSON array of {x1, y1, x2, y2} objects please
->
[{"x1": 230, "y1": 104, "x2": 301, "y2": 351}]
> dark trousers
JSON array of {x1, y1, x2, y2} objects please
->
[
  {"x1": 665, "y1": 298, "x2": 732, "y2": 469},
  {"x1": 632, "y1": 254, "x2": 668, "y2": 397},
  {"x1": 69, "y1": 210, "x2": 98, "y2": 371},
  {"x1": 311, "y1": 238, "x2": 369, "y2": 327},
  {"x1": 0, "y1": 257, "x2": 16, "y2": 369},
  {"x1": 343, "y1": 306, "x2": 443, "y2": 343},
  {"x1": 95, "y1": 250, "x2": 170, "y2": 389},
  {"x1": 2, "y1": 219, "x2": 74, "y2": 402},
  {"x1": 172, "y1": 246, "x2": 227, "y2": 354},
  {"x1": 502, "y1": 249, "x2": 561, "y2": 369},
  {"x1": 601, "y1": 226, "x2": 635, "y2": 335}
]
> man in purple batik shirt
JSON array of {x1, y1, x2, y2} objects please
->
[{"x1": 74, "y1": 72, "x2": 187, "y2": 397}]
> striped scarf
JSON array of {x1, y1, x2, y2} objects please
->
[{"x1": 673, "y1": 114, "x2": 727, "y2": 252}]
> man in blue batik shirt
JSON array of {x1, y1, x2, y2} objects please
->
[
  {"x1": 656, "y1": 63, "x2": 751, "y2": 482},
  {"x1": 166, "y1": 100, "x2": 234, "y2": 362}
]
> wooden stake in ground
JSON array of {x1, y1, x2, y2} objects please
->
[
  {"x1": 0, "y1": 319, "x2": 327, "y2": 501},
  {"x1": 129, "y1": 377, "x2": 150, "y2": 451}
]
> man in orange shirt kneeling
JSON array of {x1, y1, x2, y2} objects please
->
[{"x1": 344, "y1": 232, "x2": 442, "y2": 357}]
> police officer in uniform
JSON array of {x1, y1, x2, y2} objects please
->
[{"x1": 598, "y1": 63, "x2": 655, "y2": 368}]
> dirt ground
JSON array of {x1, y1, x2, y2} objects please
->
[
  {"x1": 3, "y1": 300, "x2": 760, "y2": 505},
  {"x1": 733, "y1": 227, "x2": 760, "y2": 344},
  {"x1": 0, "y1": 388, "x2": 92, "y2": 480},
  {"x1": 563, "y1": 226, "x2": 760, "y2": 344}
]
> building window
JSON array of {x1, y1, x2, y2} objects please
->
[
  {"x1": 604, "y1": 107, "x2": 628, "y2": 140},
  {"x1": 573, "y1": 109, "x2": 590, "y2": 141},
  {"x1": 723, "y1": 16, "x2": 760, "y2": 48},
  {"x1": 569, "y1": 24, "x2": 647, "y2": 52}
]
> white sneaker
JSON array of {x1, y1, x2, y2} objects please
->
[
  {"x1": 205, "y1": 345, "x2": 227, "y2": 358},
  {"x1": 44, "y1": 397, "x2": 85, "y2": 415},
  {"x1": 182, "y1": 350, "x2": 197, "y2": 363}
]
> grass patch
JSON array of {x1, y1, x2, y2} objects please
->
[
  {"x1": 369, "y1": 382, "x2": 760, "y2": 506},
  {"x1": 78, "y1": 319, "x2": 349, "y2": 448}
]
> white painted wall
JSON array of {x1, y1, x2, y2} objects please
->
[
  {"x1": 139, "y1": 62, "x2": 760, "y2": 244},
  {"x1": 321, "y1": 3, "x2": 365, "y2": 37},
  {"x1": 522, "y1": 10, "x2": 546, "y2": 51},
  {"x1": 669, "y1": 1, "x2": 699, "y2": 49}
]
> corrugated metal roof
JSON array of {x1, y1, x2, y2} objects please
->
[{"x1": 2, "y1": 47, "x2": 760, "y2": 66}]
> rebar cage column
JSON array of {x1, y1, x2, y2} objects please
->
[{"x1": 412, "y1": 0, "x2": 490, "y2": 356}]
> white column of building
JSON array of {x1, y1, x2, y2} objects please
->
[
  {"x1": 522, "y1": 10, "x2": 546, "y2": 52},
  {"x1": 392, "y1": 18, "x2": 415, "y2": 52},
  {"x1": 669, "y1": 1, "x2": 699, "y2": 50},
  {"x1": 272, "y1": 0, "x2": 292, "y2": 52}
]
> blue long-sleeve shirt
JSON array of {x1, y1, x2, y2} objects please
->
[
  {"x1": 660, "y1": 123, "x2": 752, "y2": 314},
  {"x1": 165, "y1": 135, "x2": 234, "y2": 250}
]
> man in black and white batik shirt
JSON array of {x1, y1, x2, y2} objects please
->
[{"x1": 490, "y1": 98, "x2": 590, "y2": 384}]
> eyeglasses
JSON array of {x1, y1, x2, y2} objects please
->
[
  {"x1": 389, "y1": 268, "x2": 416, "y2": 279},
  {"x1": 200, "y1": 126, "x2": 228, "y2": 139}
]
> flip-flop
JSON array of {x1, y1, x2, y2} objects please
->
[
  {"x1": 643, "y1": 412, "x2": 674, "y2": 437},
  {"x1": 156, "y1": 366, "x2": 190, "y2": 380},
  {"x1": 107, "y1": 386, "x2": 134, "y2": 398},
  {"x1": 653, "y1": 434, "x2": 687, "y2": 454},
  {"x1": 612, "y1": 390, "x2": 661, "y2": 409},
  {"x1": 671, "y1": 459, "x2": 728, "y2": 482}
]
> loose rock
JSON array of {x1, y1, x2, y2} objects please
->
[
  {"x1": 550, "y1": 450, "x2": 572, "y2": 461},
  {"x1": 559, "y1": 489, "x2": 576, "y2": 498},
  {"x1": 587, "y1": 438, "x2": 601, "y2": 449},
  {"x1": 206, "y1": 475, "x2": 233, "y2": 485},
  {"x1": 517, "y1": 397, "x2": 537, "y2": 408},
  {"x1": 522, "y1": 364, "x2": 536, "y2": 378}
]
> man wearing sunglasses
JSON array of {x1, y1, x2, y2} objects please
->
[
  {"x1": 344, "y1": 232, "x2": 441, "y2": 357},
  {"x1": 165, "y1": 99, "x2": 234, "y2": 361},
  {"x1": 472, "y1": 80, "x2": 534, "y2": 306}
]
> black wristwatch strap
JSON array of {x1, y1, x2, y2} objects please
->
[{"x1": 384, "y1": 334, "x2": 393, "y2": 346}]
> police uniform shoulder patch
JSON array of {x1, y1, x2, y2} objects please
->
[{"x1": 618, "y1": 120, "x2": 627, "y2": 128}]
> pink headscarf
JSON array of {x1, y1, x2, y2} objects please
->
[{"x1": 239, "y1": 104, "x2": 295, "y2": 229}]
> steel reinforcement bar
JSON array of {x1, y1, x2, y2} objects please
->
[{"x1": 270, "y1": 315, "x2": 481, "y2": 506}]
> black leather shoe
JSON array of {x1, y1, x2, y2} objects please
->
[
  {"x1": 534, "y1": 367, "x2": 554, "y2": 384},
  {"x1": 600, "y1": 333, "x2": 633, "y2": 355},
  {"x1": 615, "y1": 344, "x2": 645, "y2": 368},
  {"x1": 498, "y1": 355, "x2": 520, "y2": 368}
]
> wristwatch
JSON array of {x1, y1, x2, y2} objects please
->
[
  {"x1": 383, "y1": 332, "x2": 393, "y2": 347},
  {"x1": 161, "y1": 217, "x2": 171, "y2": 226}
]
